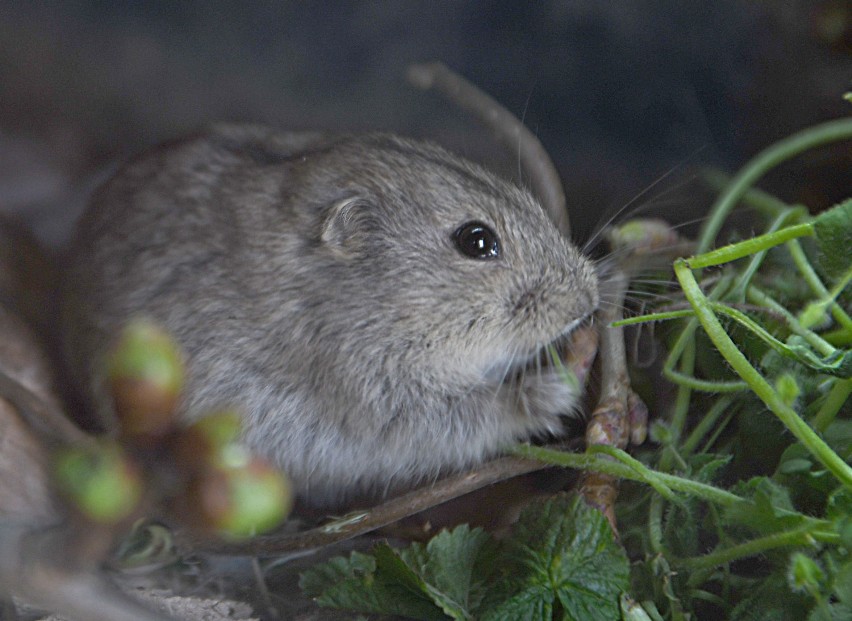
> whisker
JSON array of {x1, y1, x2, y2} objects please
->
[
  {"x1": 582, "y1": 151, "x2": 706, "y2": 254},
  {"x1": 517, "y1": 81, "x2": 538, "y2": 187}
]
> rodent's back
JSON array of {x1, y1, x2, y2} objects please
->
[{"x1": 62, "y1": 124, "x2": 599, "y2": 507}]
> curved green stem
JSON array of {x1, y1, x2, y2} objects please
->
[
  {"x1": 662, "y1": 315, "x2": 747, "y2": 393},
  {"x1": 746, "y1": 285, "x2": 836, "y2": 356},
  {"x1": 674, "y1": 260, "x2": 852, "y2": 489},
  {"x1": 648, "y1": 495, "x2": 665, "y2": 556},
  {"x1": 689, "y1": 222, "x2": 813, "y2": 269},
  {"x1": 682, "y1": 526, "x2": 838, "y2": 579},
  {"x1": 680, "y1": 396, "x2": 735, "y2": 457},
  {"x1": 613, "y1": 310, "x2": 694, "y2": 327},
  {"x1": 697, "y1": 117, "x2": 852, "y2": 254},
  {"x1": 729, "y1": 208, "x2": 809, "y2": 301},
  {"x1": 701, "y1": 169, "x2": 800, "y2": 218},
  {"x1": 588, "y1": 445, "x2": 678, "y2": 502},
  {"x1": 787, "y1": 239, "x2": 852, "y2": 332},
  {"x1": 811, "y1": 378, "x2": 852, "y2": 433},
  {"x1": 512, "y1": 444, "x2": 744, "y2": 507}
]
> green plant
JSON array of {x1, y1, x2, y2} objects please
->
[{"x1": 300, "y1": 118, "x2": 851, "y2": 620}]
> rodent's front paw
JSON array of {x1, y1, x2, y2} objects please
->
[{"x1": 518, "y1": 367, "x2": 582, "y2": 430}]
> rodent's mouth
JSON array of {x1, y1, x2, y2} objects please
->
[{"x1": 485, "y1": 312, "x2": 595, "y2": 384}]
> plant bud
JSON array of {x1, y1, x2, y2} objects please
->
[
  {"x1": 54, "y1": 442, "x2": 143, "y2": 524},
  {"x1": 183, "y1": 459, "x2": 293, "y2": 539},
  {"x1": 108, "y1": 320, "x2": 184, "y2": 439}
]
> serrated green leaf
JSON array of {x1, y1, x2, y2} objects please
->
[
  {"x1": 480, "y1": 494, "x2": 629, "y2": 621},
  {"x1": 690, "y1": 453, "x2": 734, "y2": 483},
  {"x1": 480, "y1": 586, "x2": 553, "y2": 621},
  {"x1": 374, "y1": 543, "x2": 434, "y2": 600},
  {"x1": 300, "y1": 525, "x2": 497, "y2": 621},
  {"x1": 730, "y1": 574, "x2": 811, "y2": 621},
  {"x1": 298, "y1": 551, "x2": 374, "y2": 598},
  {"x1": 813, "y1": 199, "x2": 852, "y2": 280},
  {"x1": 299, "y1": 550, "x2": 446, "y2": 621},
  {"x1": 397, "y1": 524, "x2": 497, "y2": 620},
  {"x1": 725, "y1": 477, "x2": 809, "y2": 534},
  {"x1": 657, "y1": 454, "x2": 732, "y2": 558}
]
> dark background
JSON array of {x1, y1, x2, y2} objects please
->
[
  {"x1": 0, "y1": 4, "x2": 848, "y2": 618},
  {"x1": 1, "y1": 0, "x2": 849, "y2": 247}
]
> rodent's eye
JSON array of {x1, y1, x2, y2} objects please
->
[{"x1": 453, "y1": 221, "x2": 500, "y2": 260}]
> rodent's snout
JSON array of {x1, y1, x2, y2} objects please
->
[{"x1": 501, "y1": 251, "x2": 599, "y2": 356}]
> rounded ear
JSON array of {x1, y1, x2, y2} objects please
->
[{"x1": 320, "y1": 196, "x2": 373, "y2": 256}]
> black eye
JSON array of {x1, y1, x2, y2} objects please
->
[{"x1": 453, "y1": 221, "x2": 500, "y2": 259}]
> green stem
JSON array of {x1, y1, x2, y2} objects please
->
[
  {"x1": 662, "y1": 317, "x2": 747, "y2": 393},
  {"x1": 697, "y1": 117, "x2": 852, "y2": 254},
  {"x1": 688, "y1": 222, "x2": 814, "y2": 269},
  {"x1": 731, "y1": 209, "x2": 809, "y2": 301},
  {"x1": 824, "y1": 327, "x2": 852, "y2": 347},
  {"x1": 512, "y1": 444, "x2": 743, "y2": 507},
  {"x1": 588, "y1": 445, "x2": 678, "y2": 502},
  {"x1": 680, "y1": 396, "x2": 734, "y2": 457},
  {"x1": 674, "y1": 260, "x2": 852, "y2": 489},
  {"x1": 811, "y1": 378, "x2": 852, "y2": 433},
  {"x1": 664, "y1": 370, "x2": 749, "y2": 393},
  {"x1": 701, "y1": 169, "x2": 801, "y2": 218},
  {"x1": 682, "y1": 526, "x2": 838, "y2": 578},
  {"x1": 648, "y1": 495, "x2": 665, "y2": 555},
  {"x1": 788, "y1": 239, "x2": 852, "y2": 332},
  {"x1": 613, "y1": 309, "x2": 694, "y2": 327},
  {"x1": 665, "y1": 319, "x2": 699, "y2": 468},
  {"x1": 708, "y1": 301, "x2": 845, "y2": 376},
  {"x1": 746, "y1": 285, "x2": 836, "y2": 356},
  {"x1": 700, "y1": 410, "x2": 735, "y2": 455},
  {"x1": 662, "y1": 274, "x2": 748, "y2": 393}
]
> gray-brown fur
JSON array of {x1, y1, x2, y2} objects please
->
[{"x1": 61, "y1": 124, "x2": 598, "y2": 508}]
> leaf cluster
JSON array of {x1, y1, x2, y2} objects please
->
[
  {"x1": 616, "y1": 140, "x2": 851, "y2": 617},
  {"x1": 300, "y1": 494, "x2": 630, "y2": 621}
]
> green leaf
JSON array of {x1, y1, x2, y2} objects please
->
[
  {"x1": 691, "y1": 453, "x2": 733, "y2": 484},
  {"x1": 397, "y1": 524, "x2": 498, "y2": 619},
  {"x1": 725, "y1": 477, "x2": 809, "y2": 535},
  {"x1": 787, "y1": 552, "x2": 825, "y2": 594},
  {"x1": 712, "y1": 303, "x2": 851, "y2": 377},
  {"x1": 299, "y1": 550, "x2": 447, "y2": 621},
  {"x1": 299, "y1": 524, "x2": 497, "y2": 621},
  {"x1": 807, "y1": 602, "x2": 852, "y2": 621},
  {"x1": 730, "y1": 574, "x2": 811, "y2": 621},
  {"x1": 480, "y1": 493, "x2": 629, "y2": 621},
  {"x1": 832, "y1": 560, "x2": 852, "y2": 605},
  {"x1": 826, "y1": 489, "x2": 852, "y2": 524},
  {"x1": 812, "y1": 199, "x2": 852, "y2": 280}
]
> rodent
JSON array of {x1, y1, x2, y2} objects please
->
[{"x1": 61, "y1": 123, "x2": 599, "y2": 508}]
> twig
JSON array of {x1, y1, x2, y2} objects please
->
[
  {"x1": 187, "y1": 454, "x2": 550, "y2": 556},
  {"x1": 578, "y1": 269, "x2": 638, "y2": 531},
  {"x1": 407, "y1": 61, "x2": 570, "y2": 236}
]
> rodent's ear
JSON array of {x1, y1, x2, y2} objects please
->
[{"x1": 320, "y1": 196, "x2": 373, "y2": 257}]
